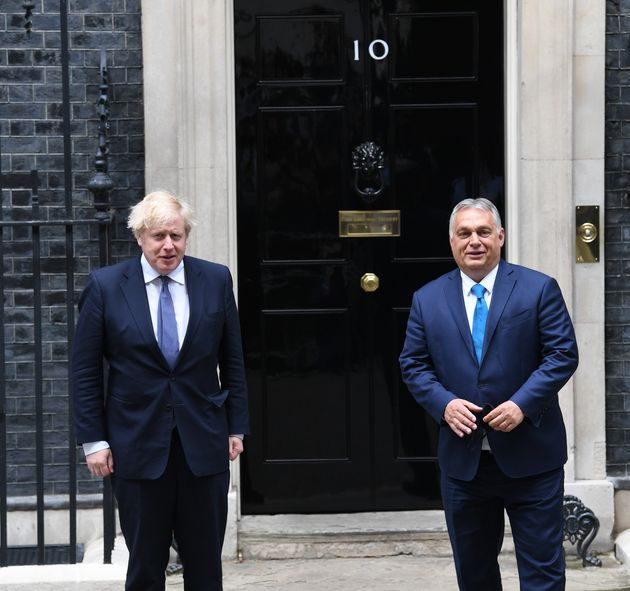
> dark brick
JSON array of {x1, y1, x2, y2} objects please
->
[
  {"x1": 9, "y1": 121, "x2": 35, "y2": 135},
  {"x1": 607, "y1": 325, "x2": 624, "y2": 341},
  {"x1": 0, "y1": 0, "x2": 144, "y2": 497},
  {"x1": 113, "y1": 49, "x2": 142, "y2": 67},
  {"x1": 44, "y1": 31, "x2": 61, "y2": 49},
  {"x1": 608, "y1": 446, "x2": 630, "y2": 462},
  {"x1": 84, "y1": 15, "x2": 113, "y2": 30},
  {"x1": 7, "y1": 49, "x2": 31, "y2": 65},
  {"x1": 8, "y1": 85, "x2": 34, "y2": 102},
  {"x1": 46, "y1": 102, "x2": 63, "y2": 119},
  {"x1": 608, "y1": 33, "x2": 630, "y2": 50},
  {"x1": 78, "y1": 480, "x2": 103, "y2": 495},
  {"x1": 125, "y1": 32, "x2": 141, "y2": 50},
  {"x1": 33, "y1": 49, "x2": 62, "y2": 65},
  {"x1": 608, "y1": 103, "x2": 630, "y2": 119},
  {"x1": 0, "y1": 67, "x2": 44, "y2": 83},
  {"x1": 25, "y1": 14, "x2": 63, "y2": 31},
  {"x1": 0, "y1": 102, "x2": 45, "y2": 119},
  {"x1": 113, "y1": 14, "x2": 140, "y2": 32},
  {"x1": 71, "y1": 31, "x2": 126, "y2": 50},
  {"x1": 70, "y1": 0, "x2": 125, "y2": 11},
  {"x1": 35, "y1": 154, "x2": 66, "y2": 170}
]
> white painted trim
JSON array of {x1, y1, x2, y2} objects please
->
[
  {"x1": 140, "y1": 0, "x2": 612, "y2": 547},
  {"x1": 224, "y1": 0, "x2": 243, "y2": 520},
  {"x1": 226, "y1": 0, "x2": 239, "y2": 278},
  {"x1": 504, "y1": 0, "x2": 519, "y2": 264}
]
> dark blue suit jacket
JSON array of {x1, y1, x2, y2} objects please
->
[
  {"x1": 72, "y1": 255, "x2": 249, "y2": 479},
  {"x1": 399, "y1": 260, "x2": 578, "y2": 481}
]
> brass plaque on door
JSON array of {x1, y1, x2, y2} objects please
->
[{"x1": 339, "y1": 210, "x2": 400, "y2": 237}]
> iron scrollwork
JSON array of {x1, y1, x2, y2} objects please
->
[
  {"x1": 23, "y1": 1, "x2": 35, "y2": 34},
  {"x1": 87, "y1": 48, "x2": 114, "y2": 220},
  {"x1": 563, "y1": 494, "x2": 602, "y2": 567},
  {"x1": 352, "y1": 141, "x2": 385, "y2": 204}
]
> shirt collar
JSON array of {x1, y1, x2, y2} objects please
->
[
  {"x1": 140, "y1": 254, "x2": 186, "y2": 286},
  {"x1": 460, "y1": 263, "x2": 499, "y2": 296}
]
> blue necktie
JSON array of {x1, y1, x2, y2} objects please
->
[
  {"x1": 471, "y1": 283, "x2": 488, "y2": 364},
  {"x1": 158, "y1": 276, "x2": 179, "y2": 367}
]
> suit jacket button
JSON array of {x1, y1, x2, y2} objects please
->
[
  {"x1": 170, "y1": 375, "x2": 175, "y2": 381},
  {"x1": 165, "y1": 404, "x2": 173, "y2": 411}
]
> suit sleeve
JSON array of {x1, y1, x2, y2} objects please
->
[
  {"x1": 72, "y1": 273, "x2": 108, "y2": 444},
  {"x1": 218, "y1": 267, "x2": 250, "y2": 436},
  {"x1": 509, "y1": 277, "x2": 579, "y2": 424},
  {"x1": 399, "y1": 290, "x2": 457, "y2": 424}
]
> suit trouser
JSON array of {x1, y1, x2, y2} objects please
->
[
  {"x1": 112, "y1": 429, "x2": 230, "y2": 591},
  {"x1": 441, "y1": 451, "x2": 565, "y2": 591}
]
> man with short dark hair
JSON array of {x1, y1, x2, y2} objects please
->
[{"x1": 400, "y1": 197, "x2": 578, "y2": 590}]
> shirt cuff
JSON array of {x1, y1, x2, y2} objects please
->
[
  {"x1": 83, "y1": 440, "x2": 110, "y2": 456},
  {"x1": 230, "y1": 434, "x2": 244, "y2": 440}
]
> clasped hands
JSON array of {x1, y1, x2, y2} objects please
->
[{"x1": 444, "y1": 398, "x2": 524, "y2": 438}]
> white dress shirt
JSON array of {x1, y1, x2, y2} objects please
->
[
  {"x1": 141, "y1": 254, "x2": 189, "y2": 346},
  {"x1": 459, "y1": 263, "x2": 499, "y2": 451},
  {"x1": 460, "y1": 263, "x2": 498, "y2": 331}
]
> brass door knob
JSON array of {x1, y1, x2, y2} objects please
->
[
  {"x1": 361, "y1": 272, "x2": 380, "y2": 292},
  {"x1": 577, "y1": 222, "x2": 598, "y2": 243}
]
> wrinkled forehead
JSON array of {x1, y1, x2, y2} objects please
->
[{"x1": 453, "y1": 208, "x2": 497, "y2": 229}]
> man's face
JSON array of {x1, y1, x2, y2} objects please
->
[
  {"x1": 449, "y1": 207, "x2": 505, "y2": 282},
  {"x1": 137, "y1": 215, "x2": 187, "y2": 274}
]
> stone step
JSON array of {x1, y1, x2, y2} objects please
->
[{"x1": 238, "y1": 511, "x2": 514, "y2": 560}]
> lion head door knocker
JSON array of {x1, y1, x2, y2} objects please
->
[{"x1": 352, "y1": 141, "x2": 385, "y2": 204}]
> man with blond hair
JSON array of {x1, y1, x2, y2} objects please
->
[{"x1": 72, "y1": 190, "x2": 249, "y2": 591}]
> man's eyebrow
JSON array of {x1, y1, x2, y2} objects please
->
[{"x1": 457, "y1": 224, "x2": 492, "y2": 231}]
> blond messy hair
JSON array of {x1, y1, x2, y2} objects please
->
[{"x1": 127, "y1": 191, "x2": 195, "y2": 237}]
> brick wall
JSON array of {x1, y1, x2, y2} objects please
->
[
  {"x1": 607, "y1": 0, "x2": 630, "y2": 478},
  {"x1": 0, "y1": 0, "x2": 144, "y2": 497}
]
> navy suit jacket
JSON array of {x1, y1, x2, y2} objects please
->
[
  {"x1": 72, "y1": 255, "x2": 249, "y2": 479},
  {"x1": 399, "y1": 260, "x2": 578, "y2": 481}
]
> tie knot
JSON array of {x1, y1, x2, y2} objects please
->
[
  {"x1": 471, "y1": 283, "x2": 485, "y2": 299},
  {"x1": 160, "y1": 275, "x2": 170, "y2": 286}
]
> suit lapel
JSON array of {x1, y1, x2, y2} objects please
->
[
  {"x1": 444, "y1": 269, "x2": 477, "y2": 363},
  {"x1": 483, "y1": 260, "x2": 517, "y2": 360},
  {"x1": 120, "y1": 257, "x2": 166, "y2": 366},
  {"x1": 178, "y1": 256, "x2": 203, "y2": 362}
]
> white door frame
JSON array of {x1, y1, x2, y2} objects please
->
[{"x1": 141, "y1": 0, "x2": 611, "y2": 554}]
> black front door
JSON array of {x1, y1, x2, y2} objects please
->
[{"x1": 235, "y1": 0, "x2": 504, "y2": 514}]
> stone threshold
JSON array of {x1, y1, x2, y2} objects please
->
[{"x1": 238, "y1": 510, "x2": 514, "y2": 560}]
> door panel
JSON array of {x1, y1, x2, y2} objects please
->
[
  {"x1": 258, "y1": 16, "x2": 346, "y2": 82},
  {"x1": 390, "y1": 12, "x2": 478, "y2": 79},
  {"x1": 259, "y1": 108, "x2": 346, "y2": 260},
  {"x1": 235, "y1": 0, "x2": 504, "y2": 514},
  {"x1": 261, "y1": 310, "x2": 350, "y2": 462}
]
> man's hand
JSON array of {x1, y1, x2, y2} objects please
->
[
  {"x1": 484, "y1": 400, "x2": 524, "y2": 432},
  {"x1": 229, "y1": 436, "x2": 244, "y2": 461},
  {"x1": 444, "y1": 399, "x2": 483, "y2": 438},
  {"x1": 86, "y1": 448, "x2": 114, "y2": 478}
]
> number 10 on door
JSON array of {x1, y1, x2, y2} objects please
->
[{"x1": 353, "y1": 39, "x2": 389, "y2": 61}]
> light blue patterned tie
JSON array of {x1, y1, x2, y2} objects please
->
[
  {"x1": 158, "y1": 276, "x2": 179, "y2": 367},
  {"x1": 471, "y1": 283, "x2": 488, "y2": 364}
]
